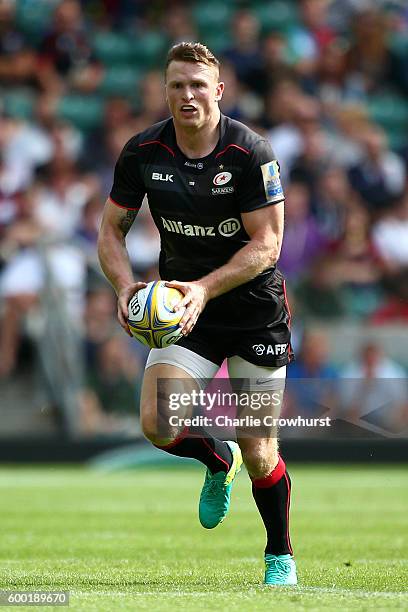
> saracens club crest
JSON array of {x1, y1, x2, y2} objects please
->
[{"x1": 213, "y1": 171, "x2": 232, "y2": 186}]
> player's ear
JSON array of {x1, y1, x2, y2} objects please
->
[
  {"x1": 215, "y1": 81, "x2": 224, "y2": 102},
  {"x1": 164, "y1": 74, "x2": 169, "y2": 104}
]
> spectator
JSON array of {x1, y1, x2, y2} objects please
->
[
  {"x1": 0, "y1": 147, "x2": 31, "y2": 229},
  {"x1": 83, "y1": 286, "x2": 117, "y2": 372},
  {"x1": 295, "y1": 257, "x2": 346, "y2": 320},
  {"x1": 87, "y1": 334, "x2": 143, "y2": 418},
  {"x1": 264, "y1": 78, "x2": 300, "y2": 126},
  {"x1": 82, "y1": 97, "x2": 135, "y2": 172},
  {"x1": 315, "y1": 38, "x2": 367, "y2": 114},
  {"x1": 285, "y1": 329, "x2": 338, "y2": 418},
  {"x1": 339, "y1": 342, "x2": 407, "y2": 433},
  {"x1": 75, "y1": 193, "x2": 104, "y2": 262},
  {"x1": 313, "y1": 166, "x2": 358, "y2": 242},
  {"x1": 323, "y1": 205, "x2": 383, "y2": 317},
  {"x1": 0, "y1": 189, "x2": 44, "y2": 377},
  {"x1": 92, "y1": 123, "x2": 137, "y2": 197},
  {"x1": 0, "y1": 179, "x2": 86, "y2": 375},
  {"x1": 289, "y1": 329, "x2": 337, "y2": 377},
  {"x1": 79, "y1": 331, "x2": 144, "y2": 436},
  {"x1": 126, "y1": 204, "x2": 160, "y2": 277},
  {"x1": 278, "y1": 181, "x2": 326, "y2": 282},
  {"x1": 162, "y1": 5, "x2": 197, "y2": 46},
  {"x1": 346, "y1": 9, "x2": 392, "y2": 93},
  {"x1": 39, "y1": 0, "x2": 98, "y2": 94},
  {"x1": 0, "y1": 0, "x2": 44, "y2": 91},
  {"x1": 372, "y1": 194, "x2": 408, "y2": 270},
  {"x1": 0, "y1": 112, "x2": 53, "y2": 191},
  {"x1": 370, "y1": 194, "x2": 408, "y2": 323},
  {"x1": 348, "y1": 124, "x2": 406, "y2": 215},
  {"x1": 34, "y1": 146, "x2": 98, "y2": 241},
  {"x1": 266, "y1": 83, "x2": 321, "y2": 180},
  {"x1": 290, "y1": 124, "x2": 332, "y2": 195},
  {"x1": 223, "y1": 10, "x2": 262, "y2": 90},
  {"x1": 219, "y1": 62, "x2": 245, "y2": 121},
  {"x1": 84, "y1": 0, "x2": 143, "y2": 30},
  {"x1": 249, "y1": 32, "x2": 293, "y2": 98},
  {"x1": 287, "y1": 0, "x2": 336, "y2": 83},
  {"x1": 137, "y1": 70, "x2": 168, "y2": 126},
  {"x1": 325, "y1": 104, "x2": 367, "y2": 169}
]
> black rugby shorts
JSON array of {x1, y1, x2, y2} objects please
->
[{"x1": 177, "y1": 269, "x2": 293, "y2": 368}]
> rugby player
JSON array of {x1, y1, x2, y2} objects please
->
[{"x1": 98, "y1": 42, "x2": 297, "y2": 586}]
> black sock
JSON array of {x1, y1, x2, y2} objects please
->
[
  {"x1": 155, "y1": 426, "x2": 233, "y2": 474},
  {"x1": 251, "y1": 455, "x2": 293, "y2": 556}
]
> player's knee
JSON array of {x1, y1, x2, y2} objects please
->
[
  {"x1": 241, "y1": 443, "x2": 278, "y2": 479},
  {"x1": 140, "y1": 412, "x2": 158, "y2": 443},
  {"x1": 140, "y1": 402, "x2": 178, "y2": 445},
  {"x1": 140, "y1": 398, "x2": 160, "y2": 442}
]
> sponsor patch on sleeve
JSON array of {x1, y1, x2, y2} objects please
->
[{"x1": 261, "y1": 160, "x2": 284, "y2": 202}]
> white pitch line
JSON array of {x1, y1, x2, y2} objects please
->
[
  {"x1": 72, "y1": 587, "x2": 407, "y2": 599},
  {"x1": 293, "y1": 586, "x2": 407, "y2": 598}
]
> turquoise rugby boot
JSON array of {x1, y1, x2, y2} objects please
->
[
  {"x1": 199, "y1": 440, "x2": 242, "y2": 529},
  {"x1": 264, "y1": 554, "x2": 298, "y2": 586}
]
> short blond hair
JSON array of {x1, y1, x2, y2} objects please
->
[{"x1": 165, "y1": 42, "x2": 220, "y2": 76}]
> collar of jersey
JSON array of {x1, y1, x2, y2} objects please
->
[{"x1": 170, "y1": 113, "x2": 228, "y2": 167}]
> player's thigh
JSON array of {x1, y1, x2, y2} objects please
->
[
  {"x1": 141, "y1": 345, "x2": 220, "y2": 438},
  {"x1": 227, "y1": 355, "x2": 286, "y2": 465},
  {"x1": 140, "y1": 362, "x2": 196, "y2": 438}
]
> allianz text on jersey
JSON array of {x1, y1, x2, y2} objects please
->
[{"x1": 161, "y1": 217, "x2": 241, "y2": 238}]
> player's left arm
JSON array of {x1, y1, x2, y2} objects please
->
[
  {"x1": 167, "y1": 139, "x2": 285, "y2": 335},
  {"x1": 200, "y1": 202, "x2": 284, "y2": 296},
  {"x1": 168, "y1": 203, "x2": 284, "y2": 335}
]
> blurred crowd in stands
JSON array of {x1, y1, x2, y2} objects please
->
[{"x1": 0, "y1": 0, "x2": 407, "y2": 434}]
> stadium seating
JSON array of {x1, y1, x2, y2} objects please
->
[
  {"x1": 192, "y1": 1, "x2": 233, "y2": 32},
  {"x1": 368, "y1": 92, "x2": 408, "y2": 149},
  {"x1": 92, "y1": 32, "x2": 134, "y2": 65},
  {"x1": 3, "y1": 90, "x2": 35, "y2": 120},
  {"x1": 99, "y1": 66, "x2": 142, "y2": 97},
  {"x1": 93, "y1": 31, "x2": 166, "y2": 69},
  {"x1": 15, "y1": 0, "x2": 56, "y2": 44},
  {"x1": 130, "y1": 33, "x2": 167, "y2": 68},
  {"x1": 57, "y1": 94, "x2": 104, "y2": 131},
  {"x1": 252, "y1": 1, "x2": 299, "y2": 34}
]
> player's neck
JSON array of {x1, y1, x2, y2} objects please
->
[{"x1": 174, "y1": 110, "x2": 220, "y2": 159}]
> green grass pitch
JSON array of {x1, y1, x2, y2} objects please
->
[{"x1": 0, "y1": 464, "x2": 407, "y2": 611}]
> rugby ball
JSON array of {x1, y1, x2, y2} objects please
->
[{"x1": 127, "y1": 281, "x2": 184, "y2": 349}]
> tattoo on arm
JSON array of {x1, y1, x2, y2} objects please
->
[{"x1": 118, "y1": 210, "x2": 137, "y2": 236}]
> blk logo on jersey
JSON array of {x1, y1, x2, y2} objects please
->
[
  {"x1": 152, "y1": 172, "x2": 173, "y2": 182},
  {"x1": 213, "y1": 172, "x2": 232, "y2": 186},
  {"x1": 252, "y1": 343, "x2": 288, "y2": 356},
  {"x1": 261, "y1": 160, "x2": 283, "y2": 202}
]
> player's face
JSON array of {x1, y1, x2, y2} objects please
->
[{"x1": 165, "y1": 61, "x2": 224, "y2": 129}]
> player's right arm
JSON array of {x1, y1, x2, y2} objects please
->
[
  {"x1": 98, "y1": 136, "x2": 147, "y2": 335},
  {"x1": 98, "y1": 199, "x2": 147, "y2": 336}
]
